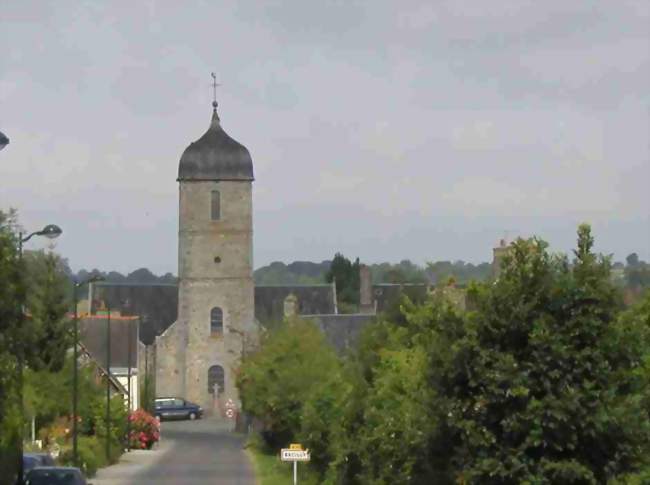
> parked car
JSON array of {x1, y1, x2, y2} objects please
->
[
  {"x1": 154, "y1": 397, "x2": 203, "y2": 421},
  {"x1": 23, "y1": 453, "x2": 56, "y2": 478},
  {"x1": 25, "y1": 466, "x2": 91, "y2": 485}
]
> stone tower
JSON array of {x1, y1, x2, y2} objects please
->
[{"x1": 156, "y1": 100, "x2": 256, "y2": 411}]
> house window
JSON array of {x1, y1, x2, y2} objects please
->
[
  {"x1": 210, "y1": 307, "x2": 223, "y2": 336},
  {"x1": 211, "y1": 190, "x2": 220, "y2": 220},
  {"x1": 208, "y1": 365, "x2": 225, "y2": 395}
]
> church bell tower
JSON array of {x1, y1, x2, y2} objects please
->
[{"x1": 173, "y1": 95, "x2": 256, "y2": 411}]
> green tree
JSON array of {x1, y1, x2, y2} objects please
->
[
  {"x1": 237, "y1": 317, "x2": 341, "y2": 450},
  {"x1": 23, "y1": 250, "x2": 71, "y2": 372},
  {"x1": 325, "y1": 253, "x2": 360, "y2": 311},
  {"x1": 0, "y1": 209, "x2": 25, "y2": 480},
  {"x1": 326, "y1": 297, "x2": 462, "y2": 485},
  {"x1": 445, "y1": 226, "x2": 648, "y2": 483}
]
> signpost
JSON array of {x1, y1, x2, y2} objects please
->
[
  {"x1": 281, "y1": 443, "x2": 310, "y2": 484},
  {"x1": 225, "y1": 398, "x2": 236, "y2": 420}
]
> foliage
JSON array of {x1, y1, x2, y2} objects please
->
[
  {"x1": 25, "y1": 354, "x2": 128, "y2": 468},
  {"x1": 23, "y1": 250, "x2": 71, "y2": 372},
  {"x1": 253, "y1": 258, "x2": 494, "y2": 287},
  {"x1": 442, "y1": 226, "x2": 648, "y2": 483},
  {"x1": 140, "y1": 370, "x2": 156, "y2": 414},
  {"x1": 326, "y1": 253, "x2": 360, "y2": 310},
  {"x1": 624, "y1": 253, "x2": 650, "y2": 290},
  {"x1": 59, "y1": 435, "x2": 108, "y2": 477},
  {"x1": 127, "y1": 409, "x2": 160, "y2": 449},
  {"x1": 254, "y1": 260, "x2": 330, "y2": 285},
  {"x1": 240, "y1": 225, "x2": 650, "y2": 484},
  {"x1": 238, "y1": 317, "x2": 342, "y2": 450},
  {"x1": 25, "y1": 355, "x2": 98, "y2": 437},
  {"x1": 0, "y1": 209, "x2": 25, "y2": 479},
  {"x1": 90, "y1": 393, "x2": 128, "y2": 463}
]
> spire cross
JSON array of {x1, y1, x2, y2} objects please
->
[{"x1": 211, "y1": 72, "x2": 221, "y2": 107}]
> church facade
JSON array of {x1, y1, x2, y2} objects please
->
[{"x1": 155, "y1": 101, "x2": 258, "y2": 411}]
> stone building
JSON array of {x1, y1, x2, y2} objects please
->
[
  {"x1": 79, "y1": 313, "x2": 140, "y2": 410},
  {"x1": 155, "y1": 101, "x2": 258, "y2": 411}
]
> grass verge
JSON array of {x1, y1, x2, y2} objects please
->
[{"x1": 245, "y1": 435, "x2": 319, "y2": 485}]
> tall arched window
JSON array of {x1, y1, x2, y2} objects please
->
[
  {"x1": 210, "y1": 307, "x2": 223, "y2": 336},
  {"x1": 211, "y1": 190, "x2": 220, "y2": 220},
  {"x1": 208, "y1": 365, "x2": 225, "y2": 395}
]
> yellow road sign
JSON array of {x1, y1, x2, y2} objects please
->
[{"x1": 289, "y1": 443, "x2": 302, "y2": 450}]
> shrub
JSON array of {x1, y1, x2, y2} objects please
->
[
  {"x1": 128, "y1": 409, "x2": 160, "y2": 450},
  {"x1": 59, "y1": 436, "x2": 107, "y2": 477}
]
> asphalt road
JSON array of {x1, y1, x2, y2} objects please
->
[{"x1": 93, "y1": 418, "x2": 256, "y2": 485}]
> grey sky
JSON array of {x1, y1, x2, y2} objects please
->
[{"x1": 1, "y1": 0, "x2": 648, "y2": 275}]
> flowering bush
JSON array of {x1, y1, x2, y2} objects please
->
[{"x1": 127, "y1": 409, "x2": 160, "y2": 450}]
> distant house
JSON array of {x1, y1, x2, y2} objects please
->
[{"x1": 78, "y1": 313, "x2": 140, "y2": 410}]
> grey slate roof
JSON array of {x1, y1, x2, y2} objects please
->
[
  {"x1": 92, "y1": 282, "x2": 337, "y2": 341},
  {"x1": 255, "y1": 285, "x2": 336, "y2": 327},
  {"x1": 372, "y1": 283, "x2": 430, "y2": 313},
  {"x1": 79, "y1": 316, "x2": 139, "y2": 370},
  {"x1": 178, "y1": 107, "x2": 254, "y2": 182},
  {"x1": 304, "y1": 314, "x2": 376, "y2": 353},
  {"x1": 92, "y1": 283, "x2": 178, "y2": 345}
]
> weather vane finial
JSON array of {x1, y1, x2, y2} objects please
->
[{"x1": 211, "y1": 72, "x2": 220, "y2": 109}]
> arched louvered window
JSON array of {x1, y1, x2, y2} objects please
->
[
  {"x1": 210, "y1": 307, "x2": 223, "y2": 336},
  {"x1": 208, "y1": 365, "x2": 225, "y2": 395},
  {"x1": 211, "y1": 190, "x2": 220, "y2": 220}
]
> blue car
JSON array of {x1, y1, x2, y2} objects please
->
[
  {"x1": 154, "y1": 397, "x2": 204, "y2": 421},
  {"x1": 25, "y1": 466, "x2": 90, "y2": 485},
  {"x1": 23, "y1": 453, "x2": 56, "y2": 478}
]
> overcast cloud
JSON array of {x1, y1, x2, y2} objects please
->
[{"x1": 1, "y1": 0, "x2": 648, "y2": 274}]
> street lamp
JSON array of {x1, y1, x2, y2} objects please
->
[
  {"x1": 71, "y1": 275, "x2": 105, "y2": 467},
  {"x1": 0, "y1": 130, "x2": 9, "y2": 151},
  {"x1": 17, "y1": 224, "x2": 62, "y2": 485},
  {"x1": 18, "y1": 225, "x2": 63, "y2": 254},
  {"x1": 105, "y1": 303, "x2": 111, "y2": 462}
]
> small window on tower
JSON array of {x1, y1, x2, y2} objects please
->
[
  {"x1": 211, "y1": 190, "x2": 220, "y2": 220},
  {"x1": 210, "y1": 307, "x2": 223, "y2": 337}
]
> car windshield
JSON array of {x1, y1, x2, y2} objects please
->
[{"x1": 26, "y1": 469, "x2": 80, "y2": 485}]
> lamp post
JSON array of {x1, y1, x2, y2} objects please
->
[
  {"x1": 71, "y1": 275, "x2": 104, "y2": 467},
  {"x1": 16, "y1": 224, "x2": 62, "y2": 485},
  {"x1": 105, "y1": 304, "x2": 111, "y2": 462},
  {"x1": 126, "y1": 317, "x2": 133, "y2": 452},
  {"x1": 0, "y1": 130, "x2": 9, "y2": 151}
]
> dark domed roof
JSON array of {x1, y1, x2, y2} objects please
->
[{"x1": 178, "y1": 107, "x2": 254, "y2": 181}]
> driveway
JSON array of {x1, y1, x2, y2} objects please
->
[{"x1": 92, "y1": 418, "x2": 255, "y2": 485}]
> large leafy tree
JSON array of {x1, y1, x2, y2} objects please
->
[
  {"x1": 237, "y1": 317, "x2": 341, "y2": 449},
  {"x1": 446, "y1": 225, "x2": 648, "y2": 483},
  {"x1": 23, "y1": 250, "x2": 71, "y2": 372},
  {"x1": 0, "y1": 209, "x2": 71, "y2": 479},
  {"x1": 0, "y1": 209, "x2": 25, "y2": 480}
]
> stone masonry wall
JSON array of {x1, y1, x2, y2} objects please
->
[{"x1": 172, "y1": 180, "x2": 256, "y2": 411}]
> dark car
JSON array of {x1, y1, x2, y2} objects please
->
[
  {"x1": 23, "y1": 453, "x2": 57, "y2": 477},
  {"x1": 25, "y1": 466, "x2": 90, "y2": 485},
  {"x1": 154, "y1": 397, "x2": 203, "y2": 421}
]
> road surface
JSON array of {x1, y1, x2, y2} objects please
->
[{"x1": 93, "y1": 418, "x2": 255, "y2": 485}]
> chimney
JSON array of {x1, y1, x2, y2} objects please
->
[
  {"x1": 359, "y1": 264, "x2": 374, "y2": 314},
  {"x1": 283, "y1": 293, "x2": 299, "y2": 318},
  {"x1": 492, "y1": 239, "x2": 509, "y2": 279}
]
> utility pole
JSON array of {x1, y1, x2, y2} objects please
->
[
  {"x1": 126, "y1": 318, "x2": 132, "y2": 451},
  {"x1": 105, "y1": 305, "x2": 111, "y2": 462}
]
